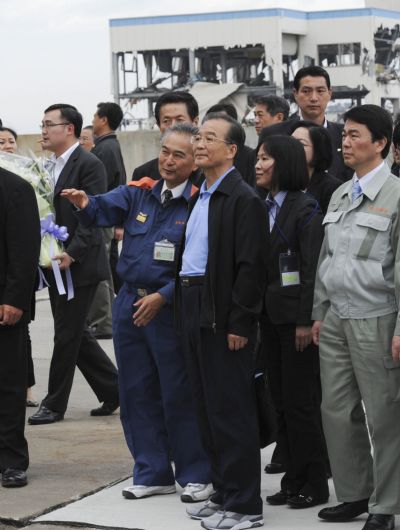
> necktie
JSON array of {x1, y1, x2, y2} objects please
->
[
  {"x1": 162, "y1": 189, "x2": 173, "y2": 207},
  {"x1": 352, "y1": 180, "x2": 363, "y2": 203},
  {"x1": 266, "y1": 197, "x2": 279, "y2": 232}
]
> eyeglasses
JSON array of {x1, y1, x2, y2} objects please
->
[
  {"x1": 191, "y1": 134, "x2": 231, "y2": 145},
  {"x1": 40, "y1": 122, "x2": 70, "y2": 130}
]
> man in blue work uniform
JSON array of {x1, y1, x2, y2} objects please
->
[{"x1": 61, "y1": 123, "x2": 212, "y2": 503}]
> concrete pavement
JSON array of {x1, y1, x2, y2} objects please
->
[{"x1": 0, "y1": 293, "x2": 390, "y2": 530}]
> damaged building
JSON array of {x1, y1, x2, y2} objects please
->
[{"x1": 109, "y1": 0, "x2": 400, "y2": 127}]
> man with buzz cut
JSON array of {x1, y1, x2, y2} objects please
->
[
  {"x1": 312, "y1": 104, "x2": 400, "y2": 530},
  {"x1": 86, "y1": 102, "x2": 127, "y2": 349}
]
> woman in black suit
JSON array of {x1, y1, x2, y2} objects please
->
[
  {"x1": 256, "y1": 135, "x2": 329, "y2": 509},
  {"x1": 291, "y1": 121, "x2": 342, "y2": 214}
]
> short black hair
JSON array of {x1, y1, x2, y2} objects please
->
[
  {"x1": 293, "y1": 66, "x2": 331, "y2": 91},
  {"x1": 202, "y1": 112, "x2": 245, "y2": 150},
  {"x1": 0, "y1": 126, "x2": 17, "y2": 140},
  {"x1": 291, "y1": 120, "x2": 332, "y2": 172},
  {"x1": 162, "y1": 122, "x2": 199, "y2": 141},
  {"x1": 259, "y1": 135, "x2": 309, "y2": 191},
  {"x1": 82, "y1": 125, "x2": 93, "y2": 131},
  {"x1": 96, "y1": 102, "x2": 123, "y2": 131},
  {"x1": 154, "y1": 91, "x2": 199, "y2": 126},
  {"x1": 205, "y1": 103, "x2": 238, "y2": 121},
  {"x1": 255, "y1": 95, "x2": 290, "y2": 121},
  {"x1": 44, "y1": 103, "x2": 83, "y2": 138},
  {"x1": 344, "y1": 104, "x2": 393, "y2": 159}
]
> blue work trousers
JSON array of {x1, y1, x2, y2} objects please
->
[{"x1": 112, "y1": 283, "x2": 210, "y2": 487}]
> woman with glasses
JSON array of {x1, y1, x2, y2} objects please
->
[
  {"x1": 0, "y1": 126, "x2": 39, "y2": 408},
  {"x1": 256, "y1": 135, "x2": 329, "y2": 510},
  {"x1": 291, "y1": 121, "x2": 342, "y2": 215}
]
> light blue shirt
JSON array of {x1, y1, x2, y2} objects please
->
[
  {"x1": 180, "y1": 167, "x2": 234, "y2": 276},
  {"x1": 266, "y1": 191, "x2": 287, "y2": 232}
]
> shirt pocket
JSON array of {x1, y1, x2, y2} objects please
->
[
  {"x1": 322, "y1": 210, "x2": 343, "y2": 255},
  {"x1": 123, "y1": 219, "x2": 151, "y2": 256},
  {"x1": 351, "y1": 213, "x2": 391, "y2": 261}
]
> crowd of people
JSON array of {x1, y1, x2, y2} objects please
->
[{"x1": 1, "y1": 65, "x2": 400, "y2": 530}]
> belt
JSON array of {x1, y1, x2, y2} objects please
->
[
  {"x1": 180, "y1": 275, "x2": 205, "y2": 287},
  {"x1": 125, "y1": 284, "x2": 157, "y2": 297}
]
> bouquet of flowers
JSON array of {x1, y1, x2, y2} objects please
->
[{"x1": 0, "y1": 151, "x2": 68, "y2": 268}]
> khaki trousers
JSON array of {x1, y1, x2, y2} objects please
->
[
  {"x1": 319, "y1": 309, "x2": 400, "y2": 514},
  {"x1": 87, "y1": 228, "x2": 114, "y2": 335}
]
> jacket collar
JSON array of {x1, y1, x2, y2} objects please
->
[
  {"x1": 339, "y1": 162, "x2": 390, "y2": 202},
  {"x1": 54, "y1": 144, "x2": 82, "y2": 196},
  {"x1": 211, "y1": 167, "x2": 243, "y2": 196},
  {"x1": 94, "y1": 133, "x2": 117, "y2": 146},
  {"x1": 151, "y1": 178, "x2": 196, "y2": 204}
]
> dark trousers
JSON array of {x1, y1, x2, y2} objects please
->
[
  {"x1": 181, "y1": 284, "x2": 262, "y2": 515},
  {"x1": 260, "y1": 314, "x2": 328, "y2": 497},
  {"x1": 42, "y1": 280, "x2": 119, "y2": 414},
  {"x1": 0, "y1": 323, "x2": 29, "y2": 471},
  {"x1": 27, "y1": 326, "x2": 35, "y2": 388},
  {"x1": 113, "y1": 284, "x2": 210, "y2": 486}
]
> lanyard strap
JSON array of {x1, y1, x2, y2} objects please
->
[{"x1": 272, "y1": 199, "x2": 320, "y2": 251}]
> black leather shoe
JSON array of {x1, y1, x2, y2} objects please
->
[
  {"x1": 90, "y1": 401, "x2": 119, "y2": 416},
  {"x1": 28, "y1": 405, "x2": 64, "y2": 425},
  {"x1": 2, "y1": 469, "x2": 27, "y2": 488},
  {"x1": 266, "y1": 490, "x2": 295, "y2": 505},
  {"x1": 287, "y1": 493, "x2": 329, "y2": 509},
  {"x1": 318, "y1": 498, "x2": 369, "y2": 521},
  {"x1": 362, "y1": 514, "x2": 395, "y2": 530},
  {"x1": 264, "y1": 462, "x2": 286, "y2": 474}
]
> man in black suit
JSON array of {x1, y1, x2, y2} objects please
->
[
  {"x1": 28, "y1": 104, "x2": 119, "y2": 425},
  {"x1": 87, "y1": 102, "x2": 127, "y2": 338},
  {"x1": 0, "y1": 167, "x2": 40, "y2": 487},
  {"x1": 259, "y1": 67, "x2": 352, "y2": 182},
  {"x1": 131, "y1": 91, "x2": 202, "y2": 186}
]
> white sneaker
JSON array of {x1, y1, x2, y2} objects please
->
[
  {"x1": 186, "y1": 499, "x2": 222, "y2": 520},
  {"x1": 201, "y1": 510, "x2": 264, "y2": 530},
  {"x1": 122, "y1": 484, "x2": 176, "y2": 499},
  {"x1": 181, "y1": 482, "x2": 215, "y2": 503}
]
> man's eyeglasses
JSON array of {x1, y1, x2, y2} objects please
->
[
  {"x1": 191, "y1": 134, "x2": 231, "y2": 145},
  {"x1": 40, "y1": 122, "x2": 70, "y2": 130}
]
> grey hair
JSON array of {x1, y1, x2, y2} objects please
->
[{"x1": 161, "y1": 122, "x2": 199, "y2": 142}]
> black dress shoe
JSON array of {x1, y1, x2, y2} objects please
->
[
  {"x1": 264, "y1": 462, "x2": 286, "y2": 474},
  {"x1": 362, "y1": 514, "x2": 395, "y2": 530},
  {"x1": 2, "y1": 469, "x2": 28, "y2": 488},
  {"x1": 287, "y1": 493, "x2": 329, "y2": 509},
  {"x1": 266, "y1": 490, "x2": 295, "y2": 505},
  {"x1": 28, "y1": 405, "x2": 64, "y2": 425},
  {"x1": 318, "y1": 498, "x2": 369, "y2": 521},
  {"x1": 90, "y1": 401, "x2": 119, "y2": 416}
]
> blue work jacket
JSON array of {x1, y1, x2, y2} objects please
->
[{"x1": 75, "y1": 179, "x2": 195, "y2": 304}]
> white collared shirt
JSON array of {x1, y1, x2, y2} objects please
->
[
  {"x1": 355, "y1": 161, "x2": 385, "y2": 192},
  {"x1": 50, "y1": 141, "x2": 80, "y2": 184},
  {"x1": 161, "y1": 179, "x2": 188, "y2": 201}
]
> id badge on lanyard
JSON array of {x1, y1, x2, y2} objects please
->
[
  {"x1": 279, "y1": 250, "x2": 300, "y2": 287},
  {"x1": 154, "y1": 239, "x2": 175, "y2": 262}
]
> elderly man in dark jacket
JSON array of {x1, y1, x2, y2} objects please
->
[{"x1": 178, "y1": 113, "x2": 268, "y2": 530}]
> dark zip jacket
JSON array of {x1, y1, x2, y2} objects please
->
[{"x1": 176, "y1": 168, "x2": 268, "y2": 337}]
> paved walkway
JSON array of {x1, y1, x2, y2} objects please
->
[{"x1": 0, "y1": 294, "x2": 390, "y2": 530}]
